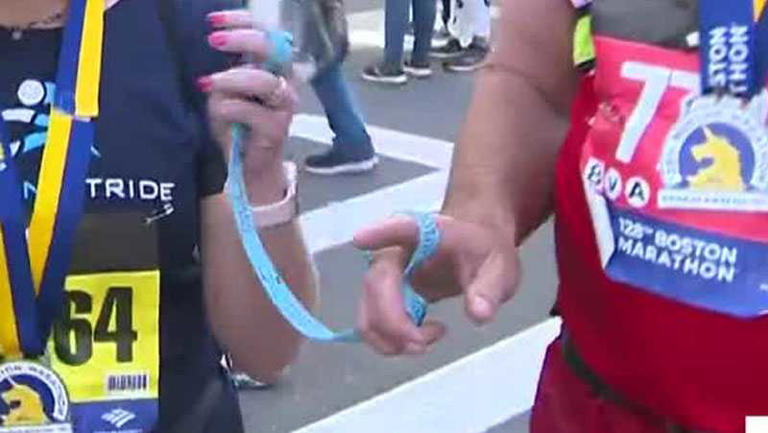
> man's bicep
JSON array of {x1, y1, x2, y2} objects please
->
[{"x1": 488, "y1": 0, "x2": 579, "y2": 113}]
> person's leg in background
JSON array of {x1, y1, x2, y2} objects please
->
[
  {"x1": 443, "y1": 0, "x2": 490, "y2": 72},
  {"x1": 429, "y1": 0, "x2": 465, "y2": 60},
  {"x1": 362, "y1": 0, "x2": 410, "y2": 83},
  {"x1": 307, "y1": 61, "x2": 378, "y2": 174},
  {"x1": 428, "y1": 0, "x2": 451, "y2": 46},
  {"x1": 441, "y1": 0, "x2": 450, "y2": 28},
  {"x1": 403, "y1": 0, "x2": 436, "y2": 77}
]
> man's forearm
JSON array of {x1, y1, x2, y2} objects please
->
[
  {"x1": 201, "y1": 185, "x2": 317, "y2": 383},
  {"x1": 443, "y1": 0, "x2": 578, "y2": 244},
  {"x1": 443, "y1": 67, "x2": 573, "y2": 244}
]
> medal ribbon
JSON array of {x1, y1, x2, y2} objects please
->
[
  {"x1": 700, "y1": 0, "x2": 768, "y2": 97},
  {"x1": 0, "y1": 0, "x2": 104, "y2": 358}
]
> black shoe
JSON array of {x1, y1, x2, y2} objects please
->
[
  {"x1": 429, "y1": 38, "x2": 464, "y2": 59},
  {"x1": 361, "y1": 64, "x2": 408, "y2": 84},
  {"x1": 403, "y1": 59, "x2": 433, "y2": 78},
  {"x1": 230, "y1": 372, "x2": 273, "y2": 391},
  {"x1": 304, "y1": 148, "x2": 379, "y2": 175},
  {"x1": 443, "y1": 44, "x2": 489, "y2": 72}
]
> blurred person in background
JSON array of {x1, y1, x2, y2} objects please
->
[
  {"x1": 429, "y1": 0, "x2": 490, "y2": 72},
  {"x1": 361, "y1": 0, "x2": 437, "y2": 83},
  {"x1": 304, "y1": 0, "x2": 378, "y2": 175}
]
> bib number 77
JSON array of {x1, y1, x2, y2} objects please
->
[{"x1": 613, "y1": 61, "x2": 699, "y2": 163}]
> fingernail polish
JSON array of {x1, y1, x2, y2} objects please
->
[
  {"x1": 208, "y1": 32, "x2": 228, "y2": 47},
  {"x1": 197, "y1": 76, "x2": 212, "y2": 92},
  {"x1": 207, "y1": 12, "x2": 226, "y2": 27}
]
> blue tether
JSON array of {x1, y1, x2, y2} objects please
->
[{"x1": 226, "y1": 125, "x2": 439, "y2": 342}]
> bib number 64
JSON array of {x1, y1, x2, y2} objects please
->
[{"x1": 53, "y1": 286, "x2": 138, "y2": 366}]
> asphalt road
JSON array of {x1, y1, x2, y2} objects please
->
[{"x1": 237, "y1": 2, "x2": 558, "y2": 431}]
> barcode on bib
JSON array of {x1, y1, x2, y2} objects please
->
[{"x1": 106, "y1": 373, "x2": 149, "y2": 394}]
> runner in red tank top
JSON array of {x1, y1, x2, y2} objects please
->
[{"x1": 353, "y1": 0, "x2": 768, "y2": 431}]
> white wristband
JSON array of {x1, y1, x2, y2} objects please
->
[{"x1": 249, "y1": 161, "x2": 298, "y2": 228}]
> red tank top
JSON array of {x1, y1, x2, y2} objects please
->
[{"x1": 556, "y1": 32, "x2": 768, "y2": 432}]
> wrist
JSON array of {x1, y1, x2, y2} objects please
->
[
  {"x1": 248, "y1": 162, "x2": 299, "y2": 228},
  {"x1": 244, "y1": 160, "x2": 286, "y2": 205},
  {"x1": 442, "y1": 193, "x2": 518, "y2": 241}
]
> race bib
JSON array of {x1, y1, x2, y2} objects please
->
[
  {"x1": 581, "y1": 36, "x2": 768, "y2": 318},
  {"x1": 48, "y1": 213, "x2": 159, "y2": 433}
]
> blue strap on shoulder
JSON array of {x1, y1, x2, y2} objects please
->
[{"x1": 226, "y1": 126, "x2": 438, "y2": 342}]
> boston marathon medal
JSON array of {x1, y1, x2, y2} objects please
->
[
  {"x1": 0, "y1": 361, "x2": 72, "y2": 433},
  {"x1": 659, "y1": 92, "x2": 768, "y2": 211}
]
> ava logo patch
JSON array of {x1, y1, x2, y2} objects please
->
[{"x1": 659, "y1": 94, "x2": 768, "y2": 210}]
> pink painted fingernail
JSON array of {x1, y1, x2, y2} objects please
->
[
  {"x1": 208, "y1": 32, "x2": 228, "y2": 47},
  {"x1": 206, "y1": 12, "x2": 227, "y2": 27},
  {"x1": 196, "y1": 76, "x2": 213, "y2": 92}
]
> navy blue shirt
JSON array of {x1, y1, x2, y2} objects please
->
[{"x1": 0, "y1": 0, "x2": 243, "y2": 431}]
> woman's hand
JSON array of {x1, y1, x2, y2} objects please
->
[
  {"x1": 201, "y1": 10, "x2": 298, "y2": 200},
  {"x1": 199, "y1": 11, "x2": 316, "y2": 382},
  {"x1": 353, "y1": 214, "x2": 521, "y2": 356}
]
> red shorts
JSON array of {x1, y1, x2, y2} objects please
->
[{"x1": 530, "y1": 339, "x2": 705, "y2": 433}]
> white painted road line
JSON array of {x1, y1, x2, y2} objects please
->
[
  {"x1": 291, "y1": 114, "x2": 454, "y2": 170},
  {"x1": 292, "y1": 318, "x2": 561, "y2": 433},
  {"x1": 301, "y1": 170, "x2": 448, "y2": 254},
  {"x1": 291, "y1": 114, "x2": 453, "y2": 254}
]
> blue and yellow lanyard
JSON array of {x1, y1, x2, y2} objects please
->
[
  {"x1": 0, "y1": 0, "x2": 104, "y2": 359},
  {"x1": 699, "y1": 0, "x2": 768, "y2": 97}
]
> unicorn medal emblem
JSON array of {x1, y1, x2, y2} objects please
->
[
  {"x1": 686, "y1": 126, "x2": 746, "y2": 192},
  {"x1": 1, "y1": 378, "x2": 50, "y2": 426},
  {"x1": 658, "y1": 92, "x2": 768, "y2": 211},
  {"x1": 0, "y1": 361, "x2": 71, "y2": 432}
]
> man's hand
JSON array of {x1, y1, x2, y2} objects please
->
[
  {"x1": 200, "y1": 10, "x2": 315, "y2": 383},
  {"x1": 352, "y1": 0, "x2": 576, "y2": 357},
  {"x1": 354, "y1": 214, "x2": 520, "y2": 355}
]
